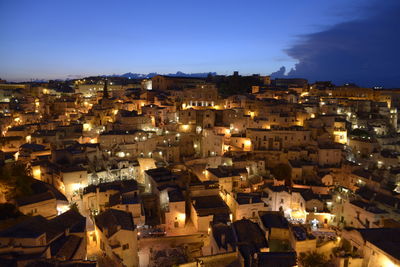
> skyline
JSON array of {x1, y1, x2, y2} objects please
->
[{"x1": 1, "y1": 0, "x2": 399, "y2": 87}]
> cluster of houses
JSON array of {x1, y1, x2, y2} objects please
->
[{"x1": 1, "y1": 74, "x2": 400, "y2": 266}]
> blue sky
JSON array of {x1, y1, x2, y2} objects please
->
[{"x1": 1, "y1": 0, "x2": 394, "y2": 86}]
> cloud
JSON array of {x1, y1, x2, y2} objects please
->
[
  {"x1": 270, "y1": 66, "x2": 287, "y2": 77},
  {"x1": 273, "y1": 0, "x2": 400, "y2": 88}
]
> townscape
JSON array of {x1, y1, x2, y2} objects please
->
[{"x1": 1, "y1": 73, "x2": 400, "y2": 267}]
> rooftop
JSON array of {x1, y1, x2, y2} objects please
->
[
  {"x1": 95, "y1": 209, "x2": 135, "y2": 238},
  {"x1": 145, "y1": 167, "x2": 179, "y2": 184},
  {"x1": 84, "y1": 179, "x2": 138, "y2": 195},
  {"x1": 350, "y1": 200, "x2": 387, "y2": 214},
  {"x1": 192, "y1": 195, "x2": 230, "y2": 217},
  {"x1": 259, "y1": 211, "x2": 289, "y2": 229},
  {"x1": 357, "y1": 228, "x2": 400, "y2": 261},
  {"x1": 206, "y1": 166, "x2": 247, "y2": 178},
  {"x1": 236, "y1": 192, "x2": 263, "y2": 205}
]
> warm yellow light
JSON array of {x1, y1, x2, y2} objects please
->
[
  {"x1": 117, "y1": 151, "x2": 126, "y2": 158},
  {"x1": 71, "y1": 183, "x2": 82, "y2": 191},
  {"x1": 380, "y1": 257, "x2": 396, "y2": 267},
  {"x1": 178, "y1": 213, "x2": 186, "y2": 221},
  {"x1": 223, "y1": 145, "x2": 230, "y2": 152},
  {"x1": 33, "y1": 168, "x2": 41, "y2": 179},
  {"x1": 333, "y1": 130, "x2": 347, "y2": 144},
  {"x1": 182, "y1": 124, "x2": 190, "y2": 131},
  {"x1": 83, "y1": 123, "x2": 92, "y2": 131},
  {"x1": 57, "y1": 204, "x2": 69, "y2": 215},
  {"x1": 214, "y1": 105, "x2": 222, "y2": 110}
]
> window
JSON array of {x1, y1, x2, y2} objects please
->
[
  {"x1": 280, "y1": 199, "x2": 284, "y2": 204},
  {"x1": 122, "y1": 244, "x2": 129, "y2": 250}
]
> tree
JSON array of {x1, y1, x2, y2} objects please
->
[
  {"x1": 299, "y1": 251, "x2": 329, "y2": 267},
  {"x1": 0, "y1": 163, "x2": 33, "y2": 201},
  {"x1": 271, "y1": 163, "x2": 291, "y2": 184}
]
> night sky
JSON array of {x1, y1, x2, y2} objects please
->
[{"x1": 0, "y1": 0, "x2": 398, "y2": 87}]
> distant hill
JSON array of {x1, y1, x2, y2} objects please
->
[
  {"x1": 118, "y1": 71, "x2": 217, "y2": 79},
  {"x1": 9, "y1": 71, "x2": 218, "y2": 83}
]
